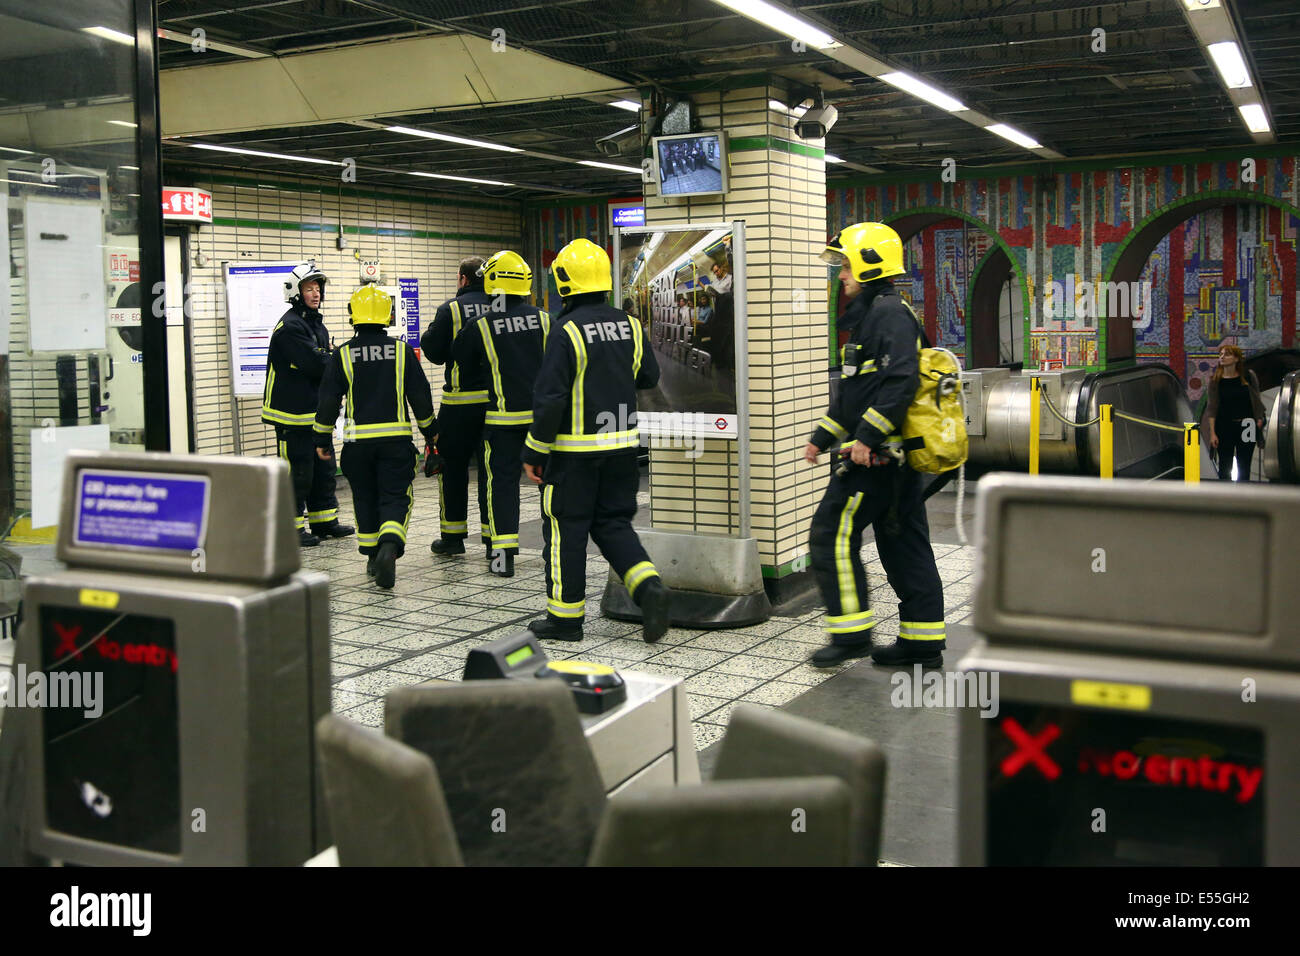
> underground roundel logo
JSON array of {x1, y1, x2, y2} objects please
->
[{"x1": 715, "y1": 417, "x2": 728, "y2": 431}]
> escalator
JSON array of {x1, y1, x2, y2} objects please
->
[
  {"x1": 1262, "y1": 369, "x2": 1300, "y2": 483},
  {"x1": 962, "y1": 364, "x2": 1205, "y2": 479}
]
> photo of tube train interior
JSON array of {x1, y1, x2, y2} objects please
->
[{"x1": 4, "y1": 0, "x2": 1300, "y2": 890}]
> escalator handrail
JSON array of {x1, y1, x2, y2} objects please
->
[{"x1": 1279, "y1": 370, "x2": 1300, "y2": 482}]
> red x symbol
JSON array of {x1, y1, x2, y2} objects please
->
[
  {"x1": 1000, "y1": 717, "x2": 1061, "y2": 780},
  {"x1": 52, "y1": 622, "x2": 83, "y2": 661}
]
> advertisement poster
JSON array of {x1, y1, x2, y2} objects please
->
[{"x1": 615, "y1": 224, "x2": 739, "y2": 437}]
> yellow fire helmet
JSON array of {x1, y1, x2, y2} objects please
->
[
  {"x1": 348, "y1": 284, "x2": 394, "y2": 326},
  {"x1": 551, "y1": 237, "x2": 612, "y2": 297},
  {"x1": 822, "y1": 221, "x2": 905, "y2": 283},
  {"x1": 479, "y1": 249, "x2": 533, "y2": 297}
]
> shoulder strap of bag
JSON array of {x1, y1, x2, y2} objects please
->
[{"x1": 893, "y1": 292, "x2": 931, "y2": 350}]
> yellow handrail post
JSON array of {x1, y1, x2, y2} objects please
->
[
  {"x1": 1099, "y1": 404, "x2": 1113, "y2": 479},
  {"x1": 1184, "y1": 423, "x2": 1200, "y2": 483},
  {"x1": 1029, "y1": 376, "x2": 1041, "y2": 475}
]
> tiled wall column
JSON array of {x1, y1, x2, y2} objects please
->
[{"x1": 643, "y1": 81, "x2": 829, "y2": 598}]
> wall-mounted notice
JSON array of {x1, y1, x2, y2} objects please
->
[
  {"x1": 26, "y1": 198, "x2": 107, "y2": 353},
  {"x1": 399, "y1": 278, "x2": 420, "y2": 351},
  {"x1": 29, "y1": 425, "x2": 111, "y2": 528},
  {"x1": 72, "y1": 469, "x2": 211, "y2": 552},
  {"x1": 223, "y1": 262, "x2": 302, "y2": 397}
]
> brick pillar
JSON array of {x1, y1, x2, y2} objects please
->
[{"x1": 641, "y1": 80, "x2": 829, "y2": 603}]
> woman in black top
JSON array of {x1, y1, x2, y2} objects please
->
[{"x1": 1206, "y1": 343, "x2": 1266, "y2": 481}]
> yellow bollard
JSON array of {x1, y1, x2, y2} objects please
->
[
  {"x1": 1099, "y1": 404, "x2": 1113, "y2": 479},
  {"x1": 1184, "y1": 423, "x2": 1200, "y2": 483},
  {"x1": 1029, "y1": 377, "x2": 1041, "y2": 475}
]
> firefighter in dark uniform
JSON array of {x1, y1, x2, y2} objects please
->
[
  {"x1": 804, "y1": 222, "x2": 946, "y2": 667},
  {"x1": 261, "y1": 261, "x2": 354, "y2": 547},
  {"x1": 522, "y1": 238, "x2": 672, "y2": 643},
  {"x1": 314, "y1": 285, "x2": 437, "y2": 589},
  {"x1": 451, "y1": 250, "x2": 549, "y2": 579},
  {"x1": 421, "y1": 256, "x2": 493, "y2": 559}
]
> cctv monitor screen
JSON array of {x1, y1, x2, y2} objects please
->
[
  {"x1": 654, "y1": 132, "x2": 727, "y2": 198},
  {"x1": 986, "y1": 702, "x2": 1263, "y2": 866},
  {"x1": 40, "y1": 605, "x2": 181, "y2": 856}
]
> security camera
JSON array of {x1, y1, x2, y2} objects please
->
[
  {"x1": 596, "y1": 124, "x2": 641, "y2": 157},
  {"x1": 795, "y1": 104, "x2": 838, "y2": 140}
]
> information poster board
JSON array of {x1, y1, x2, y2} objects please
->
[
  {"x1": 614, "y1": 224, "x2": 741, "y2": 438},
  {"x1": 399, "y1": 278, "x2": 421, "y2": 353},
  {"x1": 222, "y1": 262, "x2": 301, "y2": 397}
]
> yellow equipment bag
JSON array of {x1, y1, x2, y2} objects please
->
[{"x1": 897, "y1": 300, "x2": 968, "y2": 474}]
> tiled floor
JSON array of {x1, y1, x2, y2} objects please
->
[
  {"x1": 2, "y1": 469, "x2": 979, "y2": 757},
  {"x1": 310, "y1": 470, "x2": 979, "y2": 753}
]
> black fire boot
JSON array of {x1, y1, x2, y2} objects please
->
[
  {"x1": 870, "y1": 638, "x2": 943, "y2": 668},
  {"x1": 365, "y1": 554, "x2": 377, "y2": 579},
  {"x1": 810, "y1": 640, "x2": 874, "y2": 667},
  {"x1": 635, "y1": 577, "x2": 672, "y2": 644},
  {"x1": 298, "y1": 529, "x2": 321, "y2": 548},
  {"x1": 313, "y1": 522, "x2": 355, "y2": 539},
  {"x1": 528, "y1": 617, "x2": 584, "y2": 642},
  {"x1": 430, "y1": 537, "x2": 466, "y2": 557},
  {"x1": 373, "y1": 542, "x2": 399, "y2": 590}
]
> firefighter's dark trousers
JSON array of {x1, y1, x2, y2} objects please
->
[
  {"x1": 808, "y1": 461, "x2": 945, "y2": 646},
  {"x1": 276, "y1": 425, "x2": 339, "y2": 533},
  {"x1": 341, "y1": 440, "x2": 418, "y2": 558},
  {"x1": 436, "y1": 401, "x2": 489, "y2": 544},
  {"x1": 538, "y1": 451, "x2": 660, "y2": 625},
  {"x1": 483, "y1": 426, "x2": 527, "y2": 553}
]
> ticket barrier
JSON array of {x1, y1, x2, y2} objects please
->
[
  {"x1": 957, "y1": 475, "x2": 1300, "y2": 865},
  {"x1": 0, "y1": 451, "x2": 331, "y2": 865}
]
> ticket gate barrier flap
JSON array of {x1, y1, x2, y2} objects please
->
[
  {"x1": 971, "y1": 474, "x2": 1300, "y2": 669},
  {"x1": 956, "y1": 641, "x2": 1300, "y2": 866},
  {"x1": 453, "y1": 636, "x2": 699, "y2": 794},
  {"x1": 15, "y1": 567, "x2": 330, "y2": 866}
]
